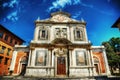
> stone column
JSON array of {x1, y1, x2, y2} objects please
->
[
  {"x1": 9, "y1": 50, "x2": 17, "y2": 72},
  {"x1": 27, "y1": 49, "x2": 32, "y2": 66},
  {"x1": 102, "y1": 48, "x2": 111, "y2": 75},
  {"x1": 48, "y1": 50, "x2": 51, "y2": 66},
  {"x1": 34, "y1": 26, "x2": 39, "y2": 41},
  {"x1": 69, "y1": 25, "x2": 71, "y2": 41},
  {"x1": 89, "y1": 49, "x2": 95, "y2": 76},
  {"x1": 87, "y1": 50, "x2": 91, "y2": 66},
  {"x1": 73, "y1": 50, "x2": 76, "y2": 66},
  {"x1": 30, "y1": 48, "x2": 35, "y2": 66},
  {"x1": 83, "y1": 25, "x2": 88, "y2": 41},
  {"x1": 51, "y1": 49, "x2": 54, "y2": 67},
  {"x1": 69, "y1": 50, "x2": 73, "y2": 66}
]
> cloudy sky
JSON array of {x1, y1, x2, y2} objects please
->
[{"x1": 0, "y1": 0, "x2": 120, "y2": 45}]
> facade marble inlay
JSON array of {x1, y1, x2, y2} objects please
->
[{"x1": 10, "y1": 11, "x2": 111, "y2": 77}]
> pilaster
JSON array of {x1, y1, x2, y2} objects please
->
[
  {"x1": 30, "y1": 47, "x2": 35, "y2": 66},
  {"x1": 102, "y1": 48, "x2": 111, "y2": 75},
  {"x1": 34, "y1": 26, "x2": 39, "y2": 41},
  {"x1": 9, "y1": 50, "x2": 17, "y2": 71},
  {"x1": 89, "y1": 49, "x2": 95, "y2": 76}
]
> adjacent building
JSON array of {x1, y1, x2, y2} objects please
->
[
  {"x1": 112, "y1": 17, "x2": 120, "y2": 30},
  {"x1": 0, "y1": 25, "x2": 24, "y2": 76},
  {"x1": 10, "y1": 11, "x2": 111, "y2": 77}
]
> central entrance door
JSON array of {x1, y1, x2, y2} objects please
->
[{"x1": 57, "y1": 57, "x2": 66, "y2": 75}]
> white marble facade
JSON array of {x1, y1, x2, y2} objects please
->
[{"x1": 22, "y1": 11, "x2": 110, "y2": 77}]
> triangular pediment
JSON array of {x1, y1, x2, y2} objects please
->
[{"x1": 51, "y1": 38, "x2": 72, "y2": 45}]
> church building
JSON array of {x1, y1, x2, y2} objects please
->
[{"x1": 10, "y1": 11, "x2": 110, "y2": 77}]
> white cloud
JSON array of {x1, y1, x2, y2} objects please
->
[
  {"x1": 2, "y1": 3, "x2": 9, "y2": 7},
  {"x1": 47, "y1": 0, "x2": 94, "y2": 12},
  {"x1": 9, "y1": 0, "x2": 19, "y2": 8},
  {"x1": 80, "y1": 3, "x2": 93, "y2": 8},
  {"x1": 72, "y1": 11, "x2": 82, "y2": 18},
  {"x1": 47, "y1": 0, "x2": 81, "y2": 12},
  {"x1": 73, "y1": 0, "x2": 81, "y2": 5},
  {"x1": 7, "y1": 11, "x2": 18, "y2": 22},
  {"x1": 2, "y1": 0, "x2": 20, "y2": 22},
  {"x1": 2, "y1": 0, "x2": 19, "y2": 8}
]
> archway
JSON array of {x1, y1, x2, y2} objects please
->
[{"x1": 19, "y1": 56, "x2": 28, "y2": 76}]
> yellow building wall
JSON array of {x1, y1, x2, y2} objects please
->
[{"x1": 0, "y1": 41, "x2": 13, "y2": 75}]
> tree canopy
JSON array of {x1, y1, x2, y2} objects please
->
[{"x1": 102, "y1": 37, "x2": 120, "y2": 74}]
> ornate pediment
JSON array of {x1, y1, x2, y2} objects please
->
[
  {"x1": 50, "y1": 14, "x2": 72, "y2": 22},
  {"x1": 50, "y1": 11, "x2": 78, "y2": 22}
]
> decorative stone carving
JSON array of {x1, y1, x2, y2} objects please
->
[
  {"x1": 55, "y1": 48, "x2": 67, "y2": 56},
  {"x1": 51, "y1": 14, "x2": 71, "y2": 22}
]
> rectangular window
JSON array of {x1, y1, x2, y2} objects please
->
[
  {"x1": 0, "y1": 57, "x2": 3, "y2": 64},
  {"x1": 15, "y1": 41, "x2": 17, "y2": 45},
  {"x1": 4, "y1": 35, "x2": 8, "y2": 41},
  {"x1": 41, "y1": 30, "x2": 45, "y2": 38},
  {"x1": 35, "y1": 50, "x2": 47, "y2": 66},
  {"x1": 74, "y1": 29, "x2": 83, "y2": 41},
  {"x1": 4, "y1": 58, "x2": 9, "y2": 65},
  {"x1": 76, "y1": 51, "x2": 87, "y2": 66},
  {"x1": 77, "y1": 31, "x2": 80, "y2": 38},
  {"x1": 10, "y1": 38, "x2": 13, "y2": 44},
  {"x1": 55, "y1": 28, "x2": 60, "y2": 38},
  {"x1": 7, "y1": 48, "x2": 11, "y2": 56},
  {"x1": 38, "y1": 29, "x2": 48, "y2": 40},
  {"x1": 0, "y1": 32, "x2": 3, "y2": 38},
  {"x1": 61, "y1": 28, "x2": 67, "y2": 38},
  {"x1": 0, "y1": 46, "x2": 6, "y2": 54}
]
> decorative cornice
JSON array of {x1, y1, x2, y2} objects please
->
[{"x1": 35, "y1": 20, "x2": 86, "y2": 25}]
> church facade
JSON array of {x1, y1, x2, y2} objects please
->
[{"x1": 10, "y1": 11, "x2": 110, "y2": 77}]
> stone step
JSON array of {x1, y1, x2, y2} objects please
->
[
  {"x1": 1, "y1": 76, "x2": 120, "y2": 80},
  {"x1": 1, "y1": 76, "x2": 95, "y2": 80}
]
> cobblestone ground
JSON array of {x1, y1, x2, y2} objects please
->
[{"x1": 0, "y1": 76, "x2": 120, "y2": 80}]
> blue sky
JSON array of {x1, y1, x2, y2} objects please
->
[{"x1": 0, "y1": 0, "x2": 120, "y2": 45}]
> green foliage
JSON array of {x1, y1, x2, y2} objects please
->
[{"x1": 102, "y1": 37, "x2": 120, "y2": 67}]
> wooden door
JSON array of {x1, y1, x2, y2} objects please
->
[{"x1": 57, "y1": 57, "x2": 66, "y2": 75}]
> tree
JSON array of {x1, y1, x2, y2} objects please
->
[{"x1": 102, "y1": 37, "x2": 120, "y2": 75}]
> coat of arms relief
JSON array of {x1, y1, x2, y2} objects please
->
[{"x1": 51, "y1": 14, "x2": 71, "y2": 22}]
